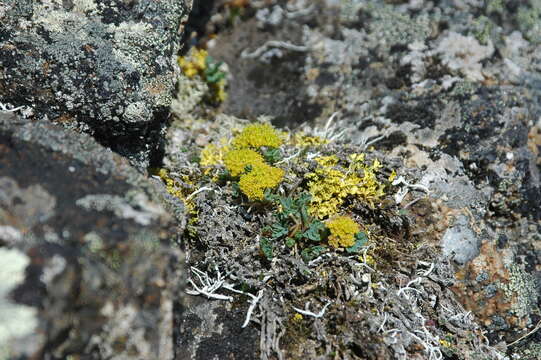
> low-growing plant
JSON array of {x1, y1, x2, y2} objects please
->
[{"x1": 260, "y1": 192, "x2": 369, "y2": 261}]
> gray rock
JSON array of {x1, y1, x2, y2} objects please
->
[
  {"x1": 0, "y1": 112, "x2": 185, "y2": 359},
  {"x1": 441, "y1": 215, "x2": 481, "y2": 265},
  {"x1": 176, "y1": 296, "x2": 259, "y2": 360},
  {"x1": 0, "y1": 0, "x2": 191, "y2": 166}
]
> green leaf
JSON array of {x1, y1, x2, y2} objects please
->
[
  {"x1": 303, "y1": 220, "x2": 325, "y2": 242},
  {"x1": 206, "y1": 71, "x2": 226, "y2": 83},
  {"x1": 298, "y1": 192, "x2": 312, "y2": 206},
  {"x1": 205, "y1": 56, "x2": 215, "y2": 66},
  {"x1": 345, "y1": 232, "x2": 368, "y2": 253},
  {"x1": 260, "y1": 237, "x2": 274, "y2": 260},
  {"x1": 271, "y1": 223, "x2": 288, "y2": 239},
  {"x1": 204, "y1": 57, "x2": 226, "y2": 83},
  {"x1": 231, "y1": 182, "x2": 241, "y2": 197},
  {"x1": 301, "y1": 245, "x2": 326, "y2": 262},
  {"x1": 263, "y1": 189, "x2": 275, "y2": 201},
  {"x1": 263, "y1": 148, "x2": 282, "y2": 164},
  {"x1": 280, "y1": 197, "x2": 295, "y2": 216},
  {"x1": 285, "y1": 237, "x2": 296, "y2": 248}
]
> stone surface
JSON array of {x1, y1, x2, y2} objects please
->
[
  {"x1": 0, "y1": 0, "x2": 191, "y2": 166},
  {"x1": 164, "y1": 0, "x2": 541, "y2": 358},
  {"x1": 0, "y1": 112, "x2": 185, "y2": 359}
]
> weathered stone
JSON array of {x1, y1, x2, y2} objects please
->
[
  {"x1": 0, "y1": 0, "x2": 191, "y2": 166},
  {"x1": 0, "y1": 112, "x2": 185, "y2": 359}
]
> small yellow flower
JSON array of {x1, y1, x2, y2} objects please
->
[
  {"x1": 223, "y1": 148, "x2": 265, "y2": 177},
  {"x1": 238, "y1": 163, "x2": 284, "y2": 200},
  {"x1": 326, "y1": 216, "x2": 360, "y2": 248},
  {"x1": 178, "y1": 48, "x2": 208, "y2": 78},
  {"x1": 388, "y1": 169, "x2": 397, "y2": 182},
  {"x1": 439, "y1": 339, "x2": 452, "y2": 348},
  {"x1": 293, "y1": 133, "x2": 329, "y2": 146},
  {"x1": 232, "y1": 123, "x2": 284, "y2": 149}
]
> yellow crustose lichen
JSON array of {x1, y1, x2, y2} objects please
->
[
  {"x1": 156, "y1": 168, "x2": 199, "y2": 234},
  {"x1": 326, "y1": 216, "x2": 360, "y2": 248},
  {"x1": 306, "y1": 154, "x2": 386, "y2": 219}
]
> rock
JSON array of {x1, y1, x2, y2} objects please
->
[
  {"x1": 0, "y1": 112, "x2": 185, "y2": 359},
  {"x1": 166, "y1": 0, "x2": 541, "y2": 357},
  {"x1": 441, "y1": 215, "x2": 481, "y2": 265},
  {"x1": 176, "y1": 296, "x2": 259, "y2": 360},
  {"x1": 0, "y1": 0, "x2": 191, "y2": 167}
]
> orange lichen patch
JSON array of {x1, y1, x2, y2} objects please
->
[
  {"x1": 451, "y1": 241, "x2": 523, "y2": 329},
  {"x1": 406, "y1": 198, "x2": 461, "y2": 245},
  {"x1": 54, "y1": 114, "x2": 75, "y2": 123},
  {"x1": 144, "y1": 78, "x2": 167, "y2": 96},
  {"x1": 528, "y1": 125, "x2": 541, "y2": 165}
]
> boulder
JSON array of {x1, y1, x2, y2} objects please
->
[
  {"x1": 0, "y1": 0, "x2": 191, "y2": 166},
  {"x1": 0, "y1": 112, "x2": 185, "y2": 359}
]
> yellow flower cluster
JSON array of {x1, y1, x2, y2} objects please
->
[
  {"x1": 178, "y1": 48, "x2": 227, "y2": 103},
  {"x1": 232, "y1": 123, "x2": 284, "y2": 149},
  {"x1": 215, "y1": 123, "x2": 285, "y2": 200},
  {"x1": 223, "y1": 148, "x2": 265, "y2": 176},
  {"x1": 239, "y1": 163, "x2": 285, "y2": 200},
  {"x1": 306, "y1": 154, "x2": 386, "y2": 218},
  {"x1": 293, "y1": 133, "x2": 329, "y2": 146},
  {"x1": 326, "y1": 216, "x2": 360, "y2": 248},
  {"x1": 178, "y1": 48, "x2": 208, "y2": 78}
]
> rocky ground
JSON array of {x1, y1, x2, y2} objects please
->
[{"x1": 1, "y1": 0, "x2": 540, "y2": 359}]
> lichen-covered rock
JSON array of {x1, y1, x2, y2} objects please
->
[
  {"x1": 176, "y1": 296, "x2": 259, "y2": 360},
  {"x1": 0, "y1": 112, "x2": 185, "y2": 359},
  {"x1": 161, "y1": 0, "x2": 541, "y2": 358},
  {"x1": 0, "y1": 0, "x2": 191, "y2": 166}
]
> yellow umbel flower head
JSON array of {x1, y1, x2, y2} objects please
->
[
  {"x1": 239, "y1": 163, "x2": 284, "y2": 200},
  {"x1": 326, "y1": 216, "x2": 360, "y2": 248},
  {"x1": 232, "y1": 123, "x2": 284, "y2": 149},
  {"x1": 223, "y1": 148, "x2": 265, "y2": 177}
]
